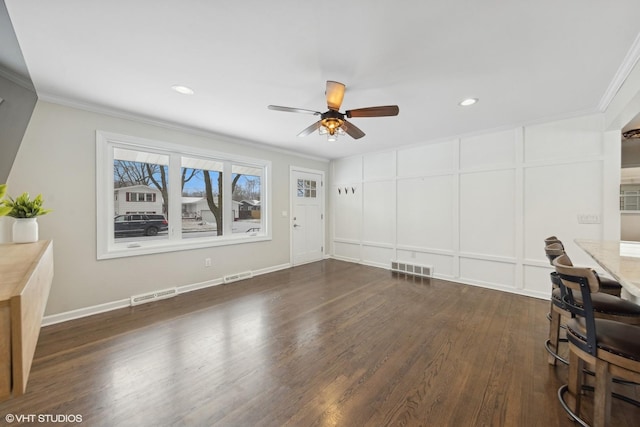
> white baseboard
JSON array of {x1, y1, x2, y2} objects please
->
[
  {"x1": 328, "y1": 255, "x2": 551, "y2": 301},
  {"x1": 42, "y1": 262, "x2": 292, "y2": 327},
  {"x1": 42, "y1": 299, "x2": 130, "y2": 327}
]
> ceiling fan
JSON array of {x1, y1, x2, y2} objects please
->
[{"x1": 268, "y1": 81, "x2": 399, "y2": 141}]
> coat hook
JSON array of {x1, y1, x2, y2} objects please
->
[
  {"x1": 344, "y1": 187, "x2": 349, "y2": 194},
  {"x1": 338, "y1": 188, "x2": 342, "y2": 195},
  {"x1": 351, "y1": 187, "x2": 355, "y2": 194}
]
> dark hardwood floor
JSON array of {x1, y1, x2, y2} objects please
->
[{"x1": 1, "y1": 259, "x2": 638, "y2": 426}]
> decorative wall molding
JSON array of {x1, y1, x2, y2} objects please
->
[{"x1": 330, "y1": 114, "x2": 613, "y2": 301}]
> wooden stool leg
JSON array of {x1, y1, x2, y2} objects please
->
[
  {"x1": 547, "y1": 308, "x2": 561, "y2": 365},
  {"x1": 567, "y1": 350, "x2": 584, "y2": 418},
  {"x1": 593, "y1": 359, "x2": 612, "y2": 427}
]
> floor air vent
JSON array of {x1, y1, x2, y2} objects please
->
[
  {"x1": 223, "y1": 271, "x2": 253, "y2": 284},
  {"x1": 130, "y1": 288, "x2": 178, "y2": 306},
  {"x1": 391, "y1": 261, "x2": 433, "y2": 278}
]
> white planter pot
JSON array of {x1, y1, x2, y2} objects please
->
[{"x1": 12, "y1": 218, "x2": 39, "y2": 243}]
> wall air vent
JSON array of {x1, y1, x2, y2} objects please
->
[
  {"x1": 223, "y1": 271, "x2": 253, "y2": 284},
  {"x1": 391, "y1": 261, "x2": 433, "y2": 278},
  {"x1": 130, "y1": 287, "x2": 178, "y2": 306}
]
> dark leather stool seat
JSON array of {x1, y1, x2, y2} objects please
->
[
  {"x1": 553, "y1": 287, "x2": 640, "y2": 320},
  {"x1": 567, "y1": 317, "x2": 640, "y2": 362},
  {"x1": 598, "y1": 276, "x2": 623, "y2": 297}
]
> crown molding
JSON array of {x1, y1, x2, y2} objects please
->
[
  {"x1": 36, "y1": 92, "x2": 330, "y2": 163},
  {"x1": 598, "y1": 32, "x2": 640, "y2": 113}
]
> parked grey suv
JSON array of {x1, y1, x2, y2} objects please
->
[{"x1": 114, "y1": 214, "x2": 168, "y2": 237}]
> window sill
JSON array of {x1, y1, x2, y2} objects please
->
[{"x1": 97, "y1": 234, "x2": 271, "y2": 260}]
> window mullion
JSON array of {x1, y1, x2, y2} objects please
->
[
  {"x1": 223, "y1": 162, "x2": 233, "y2": 236},
  {"x1": 168, "y1": 153, "x2": 182, "y2": 240}
]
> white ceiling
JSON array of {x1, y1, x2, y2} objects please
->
[{"x1": 4, "y1": 0, "x2": 640, "y2": 160}]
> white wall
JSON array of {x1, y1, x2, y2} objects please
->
[
  {"x1": 330, "y1": 114, "x2": 619, "y2": 299},
  {"x1": 6, "y1": 101, "x2": 329, "y2": 316}
]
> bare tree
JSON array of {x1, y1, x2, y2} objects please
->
[
  {"x1": 203, "y1": 171, "x2": 241, "y2": 236},
  {"x1": 233, "y1": 176, "x2": 260, "y2": 201},
  {"x1": 181, "y1": 168, "x2": 198, "y2": 194},
  {"x1": 114, "y1": 160, "x2": 154, "y2": 188},
  {"x1": 145, "y1": 163, "x2": 168, "y2": 214}
]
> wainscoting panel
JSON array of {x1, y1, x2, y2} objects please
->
[
  {"x1": 460, "y1": 129, "x2": 516, "y2": 170},
  {"x1": 333, "y1": 241, "x2": 361, "y2": 262},
  {"x1": 397, "y1": 140, "x2": 455, "y2": 177},
  {"x1": 523, "y1": 264, "x2": 554, "y2": 296},
  {"x1": 363, "y1": 180, "x2": 396, "y2": 245},
  {"x1": 333, "y1": 184, "x2": 363, "y2": 242},
  {"x1": 363, "y1": 150, "x2": 396, "y2": 181},
  {"x1": 397, "y1": 175, "x2": 455, "y2": 250},
  {"x1": 524, "y1": 115, "x2": 603, "y2": 163},
  {"x1": 459, "y1": 257, "x2": 516, "y2": 289},
  {"x1": 459, "y1": 169, "x2": 516, "y2": 258},
  {"x1": 523, "y1": 160, "x2": 603, "y2": 262},
  {"x1": 333, "y1": 156, "x2": 362, "y2": 183},
  {"x1": 362, "y1": 244, "x2": 394, "y2": 268}
]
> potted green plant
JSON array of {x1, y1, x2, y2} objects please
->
[{"x1": 3, "y1": 192, "x2": 52, "y2": 243}]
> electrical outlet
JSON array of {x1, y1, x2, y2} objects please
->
[{"x1": 204, "y1": 258, "x2": 211, "y2": 267}]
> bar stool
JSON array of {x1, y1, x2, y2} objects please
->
[
  {"x1": 544, "y1": 244, "x2": 640, "y2": 366},
  {"x1": 553, "y1": 253, "x2": 640, "y2": 427},
  {"x1": 544, "y1": 236, "x2": 622, "y2": 297}
]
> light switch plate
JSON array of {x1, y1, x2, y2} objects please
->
[{"x1": 577, "y1": 214, "x2": 600, "y2": 224}]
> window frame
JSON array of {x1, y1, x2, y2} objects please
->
[{"x1": 96, "y1": 131, "x2": 271, "y2": 259}]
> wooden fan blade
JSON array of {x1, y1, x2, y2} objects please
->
[
  {"x1": 342, "y1": 120, "x2": 366, "y2": 139},
  {"x1": 326, "y1": 81, "x2": 345, "y2": 111},
  {"x1": 268, "y1": 105, "x2": 321, "y2": 115},
  {"x1": 297, "y1": 120, "x2": 321, "y2": 137},
  {"x1": 346, "y1": 105, "x2": 399, "y2": 118}
]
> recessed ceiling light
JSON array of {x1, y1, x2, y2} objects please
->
[
  {"x1": 459, "y1": 98, "x2": 478, "y2": 107},
  {"x1": 171, "y1": 85, "x2": 194, "y2": 95}
]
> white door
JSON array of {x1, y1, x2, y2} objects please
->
[{"x1": 291, "y1": 169, "x2": 324, "y2": 265}]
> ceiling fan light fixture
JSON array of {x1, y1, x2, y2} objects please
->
[
  {"x1": 320, "y1": 123, "x2": 344, "y2": 141},
  {"x1": 459, "y1": 97, "x2": 478, "y2": 107},
  {"x1": 320, "y1": 117, "x2": 344, "y2": 135}
]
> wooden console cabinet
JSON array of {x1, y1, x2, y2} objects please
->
[{"x1": 0, "y1": 240, "x2": 53, "y2": 400}]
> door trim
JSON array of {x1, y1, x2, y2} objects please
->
[{"x1": 290, "y1": 166, "x2": 326, "y2": 266}]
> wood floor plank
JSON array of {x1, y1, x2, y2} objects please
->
[{"x1": 0, "y1": 260, "x2": 638, "y2": 426}]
